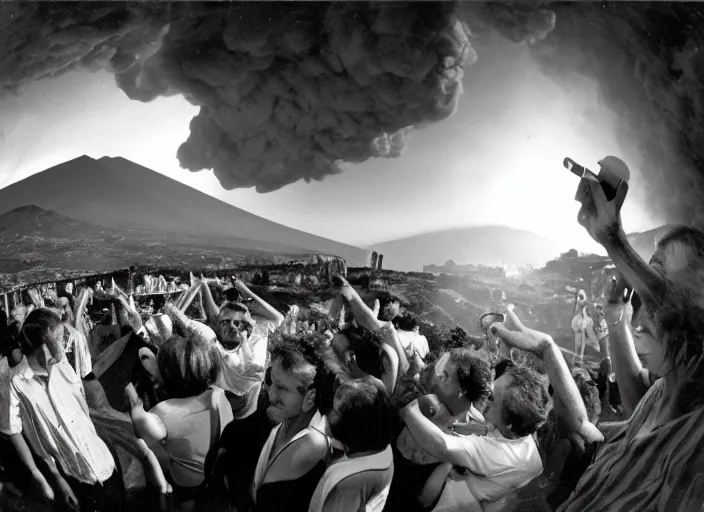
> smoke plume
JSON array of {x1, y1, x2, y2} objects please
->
[
  {"x1": 0, "y1": 2, "x2": 474, "y2": 192},
  {"x1": 2, "y1": 1, "x2": 702, "y2": 226}
]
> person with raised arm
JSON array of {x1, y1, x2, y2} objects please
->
[
  {"x1": 202, "y1": 278, "x2": 283, "y2": 419},
  {"x1": 332, "y1": 274, "x2": 409, "y2": 392},
  {"x1": 492, "y1": 172, "x2": 704, "y2": 510}
]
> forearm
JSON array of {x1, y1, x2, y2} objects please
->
[
  {"x1": 401, "y1": 402, "x2": 448, "y2": 460},
  {"x1": 607, "y1": 316, "x2": 649, "y2": 414},
  {"x1": 9, "y1": 434, "x2": 43, "y2": 476},
  {"x1": 540, "y1": 340, "x2": 601, "y2": 442},
  {"x1": 239, "y1": 285, "x2": 283, "y2": 325},
  {"x1": 344, "y1": 290, "x2": 383, "y2": 331},
  {"x1": 72, "y1": 288, "x2": 90, "y2": 329},
  {"x1": 200, "y1": 283, "x2": 221, "y2": 327},
  {"x1": 606, "y1": 230, "x2": 665, "y2": 309}
]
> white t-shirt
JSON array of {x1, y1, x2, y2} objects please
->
[
  {"x1": 216, "y1": 317, "x2": 276, "y2": 395},
  {"x1": 397, "y1": 329, "x2": 430, "y2": 360},
  {"x1": 433, "y1": 428, "x2": 543, "y2": 512}
]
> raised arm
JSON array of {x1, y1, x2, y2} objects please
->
[
  {"x1": 602, "y1": 273, "x2": 651, "y2": 414},
  {"x1": 334, "y1": 274, "x2": 410, "y2": 375},
  {"x1": 578, "y1": 178, "x2": 665, "y2": 310},
  {"x1": 234, "y1": 278, "x2": 284, "y2": 327},
  {"x1": 401, "y1": 399, "x2": 490, "y2": 472},
  {"x1": 200, "y1": 281, "x2": 222, "y2": 328},
  {"x1": 492, "y1": 308, "x2": 604, "y2": 446}
]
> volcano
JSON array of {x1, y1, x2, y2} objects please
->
[{"x1": 0, "y1": 155, "x2": 369, "y2": 265}]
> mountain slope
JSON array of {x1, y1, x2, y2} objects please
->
[
  {"x1": 0, "y1": 155, "x2": 368, "y2": 265},
  {"x1": 0, "y1": 205, "x2": 327, "y2": 290},
  {"x1": 371, "y1": 226, "x2": 565, "y2": 271}
]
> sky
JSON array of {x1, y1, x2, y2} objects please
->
[{"x1": 0, "y1": 32, "x2": 661, "y2": 254}]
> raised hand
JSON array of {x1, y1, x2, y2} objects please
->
[
  {"x1": 332, "y1": 274, "x2": 354, "y2": 300},
  {"x1": 490, "y1": 306, "x2": 553, "y2": 356},
  {"x1": 577, "y1": 176, "x2": 629, "y2": 247}
]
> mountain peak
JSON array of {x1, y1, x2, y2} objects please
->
[{"x1": 0, "y1": 156, "x2": 368, "y2": 265}]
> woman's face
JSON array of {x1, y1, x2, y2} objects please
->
[{"x1": 631, "y1": 309, "x2": 666, "y2": 375}]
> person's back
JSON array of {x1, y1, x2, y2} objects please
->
[
  {"x1": 309, "y1": 379, "x2": 395, "y2": 512},
  {"x1": 151, "y1": 387, "x2": 231, "y2": 488}
]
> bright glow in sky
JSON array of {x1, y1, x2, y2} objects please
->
[{"x1": 0, "y1": 33, "x2": 660, "y2": 253}]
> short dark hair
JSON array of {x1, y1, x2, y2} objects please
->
[
  {"x1": 393, "y1": 311, "x2": 419, "y2": 332},
  {"x1": 218, "y1": 302, "x2": 250, "y2": 316},
  {"x1": 20, "y1": 308, "x2": 62, "y2": 356},
  {"x1": 494, "y1": 358, "x2": 515, "y2": 379},
  {"x1": 157, "y1": 335, "x2": 222, "y2": 399},
  {"x1": 339, "y1": 325, "x2": 385, "y2": 379},
  {"x1": 374, "y1": 291, "x2": 406, "y2": 310},
  {"x1": 450, "y1": 348, "x2": 493, "y2": 403},
  {"x1": 270, "y1": 332, "x2": 343, "y2": 415},
  {"x1": 501, "y1": 366, "x2": 551, "y2": 437},
  {"x1": 330, "y1": 377, "x2": 393, "y2": 454}
]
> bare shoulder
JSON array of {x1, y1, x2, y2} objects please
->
[{"x1": 304, "y1": 427, "x2": 330, "y2": 454}]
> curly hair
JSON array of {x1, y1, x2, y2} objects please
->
[
  {"x1": 393, "y1": 311, "x2": 420, "y2": 332},
  {"x1": 270, "y1": 332, "x2": 343, "y2": 415},
  {"x1": 450, "y1": 348, "x2": 493, "y2": 403},
  {"x1": 501, "y1": 365, "x2": 552, "y2": 437}
]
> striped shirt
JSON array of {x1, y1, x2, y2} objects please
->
[{"x1": 558, "y1": 378, "x2": 704, "y2": 511}]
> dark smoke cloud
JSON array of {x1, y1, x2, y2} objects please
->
[
  {"x1": 487, "y1": 1, "x2": 704, "y2": 228},
  {"x1": 3, "y1": 1, "x2": 701, "y2": 226},
  {"x1": 1, "y1": 2, "x2": 474, "y2": 193}
]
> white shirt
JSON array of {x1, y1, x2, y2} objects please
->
[
  {"x1": 2, "y1": 355, "x2": 115, "y2": 484},
  {"x1": 216, "y1": 317, "x2": 275, "y2": 395},
  {"x1": 398, "y1": 329, "x2": 430, "y2": 360},
  {"x1": 434, "y1": 428, "x2": 543, "y2": 511}
]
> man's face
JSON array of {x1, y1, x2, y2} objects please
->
[
  {"x1": 484, "y1": 373, "x2": 510, "y2": 431},
  {"x1": 217, "y1": 310, "x2": 249, "y2": 348},
  {"x1": 427, "y1": 353, "x2": 463, "y2": 408},
  {"x1": 331, "y1": 333, "x2": 351, "y2": 372},
  {"x1": 382, "y1": 300, "x2": 400, "y2": 321},
  {"x1": 327, "y1": 386, "x2": 349, "y2": 430},
  {"x1": 267, "y1": 358, "x2": 311, "y2": 422},
  {"x1": 44, "y1": 323, "x2": 65, "y2": 364}
]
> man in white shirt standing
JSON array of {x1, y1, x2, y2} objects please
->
[
  {"x1": 213, "y1": 279, "x2": 284, "y2": 419},
  {"x1": 2, "y1": 308, "x2": 121, "y2": 512}
]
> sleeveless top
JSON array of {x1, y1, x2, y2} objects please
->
[{"x1": 252, "y1": 411, "x2": 334, "y2": 512}]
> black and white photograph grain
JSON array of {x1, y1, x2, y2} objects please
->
[{"x1": 0, "y1": 1, "x2": 702, "y2": 511}]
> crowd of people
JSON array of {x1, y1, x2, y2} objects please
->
[{"x1": 1, "y1": 174, "x2": 704, "y2": 512}]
